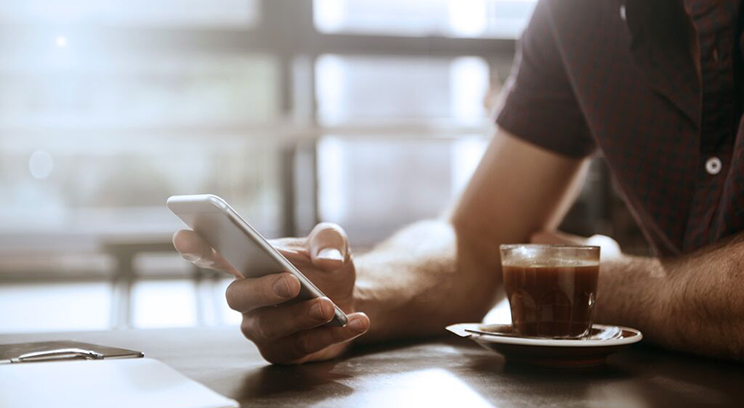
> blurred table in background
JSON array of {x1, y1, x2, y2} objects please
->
[
  {"x1": 1, "y1": 327, "x2": 742, "y2": 407},
  {"x1": 0, "y1": 209, "x2": 240, "y2": 333},
  {"x1": 0, "y1": 209, "x2": 179, "y2": 329}
]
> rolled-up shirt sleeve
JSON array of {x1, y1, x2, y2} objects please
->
[{"x1": 496, "y1": 0, "x2": 595, "y2": 158}]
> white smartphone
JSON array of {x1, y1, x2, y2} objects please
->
[{"x1": 167, "y1": 194, "x2": 348, "y2": 327}]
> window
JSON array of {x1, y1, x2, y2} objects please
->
[
  {"x1": 318, "y1": 136, "x2": 488, "y2": 246},
  {"x1": 315, "y1": 0, "x2": 537, "y2": 39},
  {"x1": 316, "y1": 55, "x2": 490, "y2": 125},
  {"x1": 0, "y1": 54, "x2": 278, "y2": 127},
  {"x1": 0, "y1": 0, "x2": 535, "y2": 332},
  {"x1": 0, "y1": 0, "x2": 260, "y2": 29},
  {"x1": 0, "y1": 10, "x2": 282, "y2": 240}
]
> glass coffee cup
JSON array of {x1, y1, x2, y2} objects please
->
[{"x1": 500, "y1": 244, "x2": 600, "y2": 339}]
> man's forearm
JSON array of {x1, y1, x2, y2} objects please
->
[
  {"x1": 597, "y1": 244, "x2": 744, "y2": 360},
  {"x1": 352, "y1": 219, "x2": 501, "y2": 342},
  {"x1": 349, "y1": 131, "x2": 589, "y2": 344}
]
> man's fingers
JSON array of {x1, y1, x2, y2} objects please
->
[
  {"x1": 307, "y1": 223, "x2": 349, "y2": 271},
  {"x1": 262, "y1": 313, "x2": 370, "y2": 364},
  {"x1": 173, "y1": 229, "x2": 213, "y2": 262},
  {"x1": 172, "y1": 230, "x2": 242, "y2": 277},
  {"x1": 242, "y1": 297, "x2": 336, "y2": 342},
  {"x1": 226, "y1": 273, "x2": 301, "y2": 313}
]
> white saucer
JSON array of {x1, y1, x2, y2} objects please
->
[{"x1": 447, "y1": 323, "x2": 643, "y2": 367}]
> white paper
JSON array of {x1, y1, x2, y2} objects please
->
[{"x1": 0, "y1": 358, "x2": 238, "y2": 408}]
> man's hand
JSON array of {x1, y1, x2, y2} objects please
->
[{"x1": 172, "y1": 223, "x2": 370, "y2": 364}]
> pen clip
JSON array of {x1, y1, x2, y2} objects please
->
[{"x1": 10, "y1": 348, "x2": 105, "y2": 363}]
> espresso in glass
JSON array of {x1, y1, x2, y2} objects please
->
[{"x1": 501, "y1": 245, "x2": 600, "y2": 338}]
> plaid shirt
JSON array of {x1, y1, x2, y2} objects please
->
[{"x1": 497, "y1": 0, "x2": 743, "y2": 256}]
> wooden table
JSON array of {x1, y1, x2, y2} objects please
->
[{"x1": 1, "y1": 327, "x2": 742, "y2": 407}]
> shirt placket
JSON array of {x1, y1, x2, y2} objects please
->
[{"x1": 683, "y1": 0, "x2": 738, "y2": 250}]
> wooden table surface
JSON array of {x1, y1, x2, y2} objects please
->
[{"x1": 1, "y1": 326, "x2": 742, "y2": 407}]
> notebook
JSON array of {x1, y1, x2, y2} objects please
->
[{"x1": 0, "y1": 357, "x2": 239, "y2": 408}]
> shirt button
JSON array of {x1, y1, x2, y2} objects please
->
[
  {"x1": 705, "y1": 157, "x2": 722, "y2": 175},
  {"x1": 620, "y1": 4, "x2": 627, "y2": 21}
]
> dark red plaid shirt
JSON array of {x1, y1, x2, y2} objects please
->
[{"x1": 497, "y1": 0, "x2": 744, "y2": 256}]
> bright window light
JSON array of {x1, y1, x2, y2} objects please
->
[
  {"x1": 55, "y1": 35, "x2": 68, "y2": 48},
  {"x1": 317, "y1": 137, "x2": 348, "y2": 223},
  {"x1": 450, "y1": 57, "x2": 490, "y2": 124},
  {"x1": 451, "y1": 137, "x2": 488, "y2": 196},
  {"x1": 0, "y1": 0, "x2": 260, "y2": 29},
  {"x1": 28, "y1": 150, "x2": 55, "y2": 180},
  {"x1": 448, "y1": 0, "x2": 488, "y2": 37},
  {"x1": 132, "y1": 280, "x2": 198, "y2": 328},
  {"x1": 314, "y1": 0, "x2": 538, "y2": 39},
  {"x1": 0, "y1": 283, "x2": 111, "y2": 332},
  {"x1": 316, "y1": 55, "x2": 489, "y2": 125}
]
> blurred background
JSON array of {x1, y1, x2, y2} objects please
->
[{"x1": 0, "y1": 0, "x2": 648, "y2": 334}]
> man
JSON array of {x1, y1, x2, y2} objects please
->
[{"x1": 174, "y1": 0, "x2": 744, "y2": 364}]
